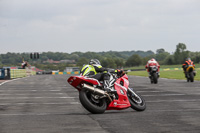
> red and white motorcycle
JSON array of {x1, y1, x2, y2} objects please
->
[
  {"x1": 68, "y1": 72, "x2": 146, "y2": 114},
  {"x1": 148, "y1": 65, "x2": 159, "y2": 84}
]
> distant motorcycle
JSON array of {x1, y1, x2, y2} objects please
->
[
  {"x1": 185, "y1": 65, "x2": 196, "y2": 82},
  {"x1": 67, "y1": 72, "x2": 146, "y2": 114},
  {"x1": 148, "y1": 66, "x2": 159, "y2": 84}
]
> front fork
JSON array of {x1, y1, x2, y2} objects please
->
[{"x1": 127, "y1": 87, "x2": 142, "y2": 104}]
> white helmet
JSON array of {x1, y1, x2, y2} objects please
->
[
  {"x1": 151, "y1": 58, "x2": 156, "y2": 61},
  {"x1": 89, "y1": 59, "x2": 101, "y2": 65}
]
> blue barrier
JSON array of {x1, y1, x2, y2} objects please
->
[{"x1": 0, "y1": 68, "x2": 5, "y2": 79}]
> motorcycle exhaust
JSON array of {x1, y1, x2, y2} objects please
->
[
  {"x1": 82, "y1": 83, "x2": 106, "y2": 95},
  {"x1": 82, "y1": 83, "x2": 112, "y2": 102}
]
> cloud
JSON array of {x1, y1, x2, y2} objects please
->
[{"x1": 0, "y1": 0, "x2": 200, "y2": 53}]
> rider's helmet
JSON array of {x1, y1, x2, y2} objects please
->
[
  {"x1": 89, "y1": 59, "x2": 101, "y2": 66},
  {"x1": 151, "y1": 58, "x2": 156, "y2": 61},
  {"x1": 186, "y1": 58, "x2": 191, "y2": 61}
]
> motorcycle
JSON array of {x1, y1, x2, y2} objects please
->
[
  {"x1": 67, "y1": 72, "x2": 146, "y2": 114},
  {"x1": 148, "y1": 66, "x2": 159, "y2": 84},
  {"x1": 185, "y1": 65, "x2": 196, "y2": 82}
]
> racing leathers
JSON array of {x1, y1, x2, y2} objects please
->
[
  {"x1": 182, "y1": 59, "x2": 195, "y2": 72},
  {"x1": 80, "y1": 64, "x2": 122, "y2": 92},
  {"x1": 145, "y1": 59, "x2": 160, "y2": 76}
]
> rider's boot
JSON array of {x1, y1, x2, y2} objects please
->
[
  {"x1": 194, "y1": 71, "x2": 196, "y2": 76},
  {"x1": 184, "y1": 71, "x2": 187, "y2": 78},
  {"x1": 148, "y1": 72, "x2": 151, "y2": 78}
]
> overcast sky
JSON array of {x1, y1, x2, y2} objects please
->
[{"x1": 0, "y1": 0, "x2": 200, "y2": 54}]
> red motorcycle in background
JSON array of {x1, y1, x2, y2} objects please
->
[
  {"x1": 149, "y1": 65, "x2": 159, "y2": 84},
  {"x1": 68, "y1": 72, "x2": 146, "y2": 114}
]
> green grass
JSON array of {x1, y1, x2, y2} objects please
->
[
  {"x1": 126, "y1": 64, "x2": 200, "y2": 81},
  {"x1": 125, "y1": 64, "x2": 200, "y2": 70},
  {"x1": 127, "y1": 69, "x2": 200, "y2": 81}
]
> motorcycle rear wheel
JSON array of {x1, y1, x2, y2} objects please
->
[
  {"x1": 79, "y1": 89, "x2": 107, "y2": 114},
  {"x1": 127, "y1": 90, "x2": 146, "y2": 111},
  {"x1": 189, "y1": 72, "x2": 194, "y2": 82},
  {"x1": 152, "y1": 73, "x2": 158, "y2": 84}
]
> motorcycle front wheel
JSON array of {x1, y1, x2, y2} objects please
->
[
  {"x1": 79, "y1": 89, "x2": 107, "y2": 114},
  {"x1": 127, "y1": 89, "x2": 146, "y2": 111}
]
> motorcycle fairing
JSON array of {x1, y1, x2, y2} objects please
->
[
  {"x1": 107, "y1": 99, "x2": 131, "y2": 110},
  {"x1": 68, "y1": 74, "x2": 131, "y2": 110},
  {"x1": 186, "y1": 65, "x2": 195, "y2": 72},
  {"x1": 149, "y1": 65, "x2": 158, "y2": 72},
  {"x1": 107, "y1": 75, "x2": 131, "y2": 110},
  {"x1": 149, "y1": 63, "x2": 157, "y2": 66},
  {"x1": 68, "y1": 76, "x2": 101, "y2": 91}
]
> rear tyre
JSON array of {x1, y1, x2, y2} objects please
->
[
  {"x1": 153, "y1": 73, "x2": 158, "y2": 84},
  {"x1": 127, "y1": 89, "x2": 146, "y2": 111},
  {"x1": 189, "y1": 72, "x2": 194, "y2": 82},
  {"x1": 150, "y1": 76, "x2": 153, "y2": 84},
  {"x1": 79, "y1": 89, "x2": 107, "y2": 114}
]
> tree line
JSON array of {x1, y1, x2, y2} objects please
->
[{"x1": 0, "y1": 43, "x2": 199, "y2": 71}]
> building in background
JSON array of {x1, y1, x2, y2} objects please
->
[{"x1": 64, "y1": 67, "x2": 80, "y2": 73}]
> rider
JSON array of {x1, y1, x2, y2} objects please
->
[
  {"x1": 21, "y1": 61, "x2": 28, "y2": 69},
  {"x1": 80, "y1": 59, "x2": 124, "y2": 92},
  {"x1": 145, "y1": 58, "x2": 160, "y2": 76},
  {"x1": 182, "y1": 58, "x2": 195, "y2": 73}
]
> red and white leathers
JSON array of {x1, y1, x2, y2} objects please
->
[{"x1": 145, "y1": 58, "x2": 160, "y2": 72}]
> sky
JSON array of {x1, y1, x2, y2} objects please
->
[{"x1": 0, "y1": 0, "x2": 200, "y2": 54}]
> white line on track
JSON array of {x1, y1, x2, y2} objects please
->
[
  {"x1": 0, "y1": 90, "x2": 61, "y2": 92},
  {"x1": 0, "y1": 79, "x2": 19, "y2": 86},
  {"x1": 0, "y1": 77, "x2": 29, "y2": 86},
  {"x1": 0, "y1": 97, "x2": 75, "y2": 99},
  {"x1": 0, "y1": 113, "x2": 67, "y2": 116},
  {"x1": 0, "y1": 93, "x2": 65, "y2": 96},
  {"x1": 1, "y1": 108, "x2": 200, "y2": 116},
  {"x1": 0, "y1": 102, "x2": 80, "y2": 106},
  {"x1": 49, "y1": 90, "x2": 61, "y2": 91},
  {"x1": 142, "y1": 93, "x2": 186, "y2": 96},
  {"x1": 147, "y1": 99, "x2": 200, "y2": 103},
  {"x1": 150, "y1": 108, "x2": 200, "y2": 112},
  {"x1": 137, "y1": 91, "x2": 163, "y2": 93}
]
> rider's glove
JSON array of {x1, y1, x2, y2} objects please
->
[{"x1": 116, "y1": 69, "x2": 125, "y2": 77}]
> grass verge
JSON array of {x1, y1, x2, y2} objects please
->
[{"x1": 127, "y1": 69, "x2": 200, "y2": 81}]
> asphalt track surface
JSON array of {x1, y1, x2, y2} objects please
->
[{"x1": 0, "y1": 75, "x2": 200, "y2": 133}]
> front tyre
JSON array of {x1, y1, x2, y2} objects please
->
[
  {"x1": 127, "y1": 89, "x2": 146, "y2": 111},
  {"x1": 79, "y1": 89, "x2": 107, "y2": 114}
]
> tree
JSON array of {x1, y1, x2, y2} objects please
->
[
  {"x1": 142, "y1": 54, "x2": 156, "y2": 65},
  {"x1": 155, "y1": 48, "x2": 170, "y2": 64},
  {"x1": 156, "y1": 48, "x2": 165, "y2": 54},
  {"x1": 114, "y1": 58, "x2": 125, "y2": 68},
  {"x1": 101, "y1": 58, "x2": 117, "y2": 68},
  {"x1": 174, "y1": 43, "x2": 189, "y2": 64},
  {"x1": 77, "y1": 57, "x2": 89, "y2": 67},
  {"x1": 189, "y1": 52, "x2": 200, "y2": 64},
  {"x1": 164, "y1": 55, "x2": 174, "y2": 65},
  {"x1": 125, "y1": 54, "x2": 142, "y2": 67},
  {"x1": 70, "y1": 54, "x2": 79, "y2": 61}
]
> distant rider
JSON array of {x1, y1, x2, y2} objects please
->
[
  {"x1": 145, "y1": 58, "x2": 160, "y2": 76},
  {"x1": 21, "y1": 61, "x2": 28, "y2": 69},
  {"x1": 182, "y1": 58, "x2": 195, "y2": 73},
  {"x1": 80, "y1": 59, "x2": 124, "y2": 92}
]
